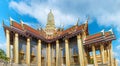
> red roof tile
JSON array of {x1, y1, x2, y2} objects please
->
[
  {"x1": 13, "y1": 22, "x2": 23, "y2": 30},
  {"x1": 11, "y1": 21, "x2": 86, "y2": 39},
  {"x1": 86, "y1": 33, "x2": 103, "y2": 40},
  {"x1": 76, "y1": 24, "x2": 85, "y2": 31},
  {"x1": 105, "y1": 32, "x2": 111, "y2": 37},
  {"x1": 24, "y1": 24, "x2": 40, "y2": 35},
  {"x1": 61, "y1": 24, "x2": 85, "y2": 36}
]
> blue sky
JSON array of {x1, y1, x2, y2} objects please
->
[{"x1": 0, "y1": 0, "x2": 120, "y2": 65}]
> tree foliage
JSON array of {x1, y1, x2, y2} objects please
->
[
  {"x1": 90, "y1": 58, "x2": 94, "y2": 64},
  {"x1": 0, "y1": 49, "x2": 9, "y2": 62}
]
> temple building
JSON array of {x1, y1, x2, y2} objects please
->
[{"x1": 3, "y1": 10, "x2": 117, "y2": 66}]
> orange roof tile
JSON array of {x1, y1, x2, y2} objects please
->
[
  {"x1": 86, "y1": 33, "x2": 103, "y2": 40},
  {"x1": 11, "y1": 21, "x2": 86, "y2": 39},
  {"x1": 105, "y1": 32, "x2": 111, "y2": 37},
  {"x1": 60, "y1": 24, "x2": 85, "y2": 36},
  {"x1": 13, "y1": 22, "x2": 23, "y2": 30},
  {"x1": 76, "y1": 24, "x2": 85, "y2": 31},
  {"x1": 24, "y1": 24, "x2": 40, "y2": 35}
]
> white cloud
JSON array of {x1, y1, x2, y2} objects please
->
[
  {"x1": 0, "y1": 42, "x2": 6, "y2": 51},
  {"x1": 116, "y1": 38, "x2": 120, "y2": 50},
  {"x1": 9, "y1": 0, "x2": 120, "y2": 32},
  {"x1": 9, "y1": 1, "x2": 82, "y2": 27},
  {"x1": 117, "y1": 45, "x2": 120, "y2": 50},
  {"x1": 116, "y1": 59, "x2": 120, "y2": 65},
  {"x1": 113, "y1": 51, "x2": 118, "y2": 57},
  {"x1": 97, "y1": 13, "x2": 120, "y2": 32}
]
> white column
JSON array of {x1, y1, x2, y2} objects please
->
[
  {"x1": 51, "y1": 44, "x2": 55, "y2": 66},
  {"x1": 100, "y1": 44, "x2": 105, "y2": 64},
  {"x1": 104, "y1": 49, "x2": 107, "y2": 63},
  {"x1": 48, "y1": 43, "x2": 51, "y2": 66},
  {"x1": 6, "y1": 30, "x2": 11, "y2": 61},
  {"x1": 56, "y1": 40, "x2": 59, "y2": 66},
  {"x1": 60, "y1": 48, "x2": 63, "y2": 66},
  {"x1": 77, "y1": 35, "x2": 85, "y2": 66},
  {"x1": 14, "y1": 33, "x2": 19, "y2": 64},
  {"x1": 107, "y1": 46, "x2": 110, "y2": 66},
  {"x1": 92, "y1": 45, "x2": 98, "y2": 66},
  {"x1": 84, "y1": 51, "x2": 88, "y2": 65},
  {"x1": 110, "y1": 42, "x2": 113, "y2": 66},
  {"x1": 65, "y1": 39, "x2": 70, "y2": 66},
  {"x1": 26, "y1": 38, "x2": 30, "y2": 65},
  {"x1": 38, "y1": 40, "x2": 41, "y2": 66}
]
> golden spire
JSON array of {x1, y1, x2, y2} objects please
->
[{"x1": 45, "y1": 10, "x2": 56, "y2": 35}]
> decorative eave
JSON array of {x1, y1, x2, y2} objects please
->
[
  {"x1": 3, "y1": 21, "x2": 85, "y2": 43},
  {"x1": 3, "y1": 20, "x2": 115, "y2": 44},
  {"x1": 84, "y1": 31, "x2": 116, "y2": 45}
]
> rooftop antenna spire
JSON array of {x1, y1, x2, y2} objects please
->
[
  {"x1": 76, "y1": 18, "x2": 80, "y2": 26},
  {"x1": 85, "y1": 16, "x2": 90, "y2": 23}
]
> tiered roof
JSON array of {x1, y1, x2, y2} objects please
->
[
  {"x1": 3, "y1": 19, "x2": 89, "y2": 43},
  {"x1": 84, "y1": 30, "x2": 115, "y2": 45},
  {"x1": 3, "y1": 18, "x2": 115, "y2": 44}
]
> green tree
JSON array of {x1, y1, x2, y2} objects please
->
[
  {"x1": 90, "y1": 58, "x2": 94, "y2": 64},
  {"x1": 0, "y1": 49, "x2": 9, "y2": 62}
]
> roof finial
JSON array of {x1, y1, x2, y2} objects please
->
[
  {"x1": 87, "y1": 16, "x2": 90, "y2": 21},
  {"x1": 20, "y1": 20, "x2": 24, "y2": 24},
  {"x1": 2, "y1": 20, "x2": 4, "y2": 27},
  {"x1": 20, "y1": 19, "x2": 24, "y2": 29},
  {"x1": 50, "y1": 9, "x2": 52, "y2": 13},
  {"x1": 37, "y1": 24, "x2": 42, "y2": 30},
  {"x1": 85, "y1": 16, "x2": 90, "y2": 24},
  {"x1": 101, "y1": 29, "x2": 105, "y2": 35},
  {"x1": 109, "y1": 28, "x2": 113, "y2": 34},
  {"x1": 18, "y1": 16, "x2": 25, "y2": 29},
  {"x1": 18, "y1": 16, "x2": 22, "y2": 23},
  {"x1": 19, "y1": 17, "x2": 24, "y2": 24},
  {"x1": 9, "y1": 17, "x2": 14, "y2": 21},
  {"x1": 76, "y1": 18, "x2": 79, "y2": 26},
  {"x1": 9, "y1": 17, "x2": 14, "y2": 26},
  {"x1": 61, "y1": 23, "x2": 64, "y2": 31},
  {"x1": 61, "y1": 23, "x2": 64, "y2": 28}
]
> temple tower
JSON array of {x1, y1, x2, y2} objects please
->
[{"x1": 45, "y1": 10, "x2": 56, "y2": 36}]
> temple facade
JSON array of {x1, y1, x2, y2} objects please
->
[{"x1": 3, "y1": 11, "x2": 117, "y2": 66}]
